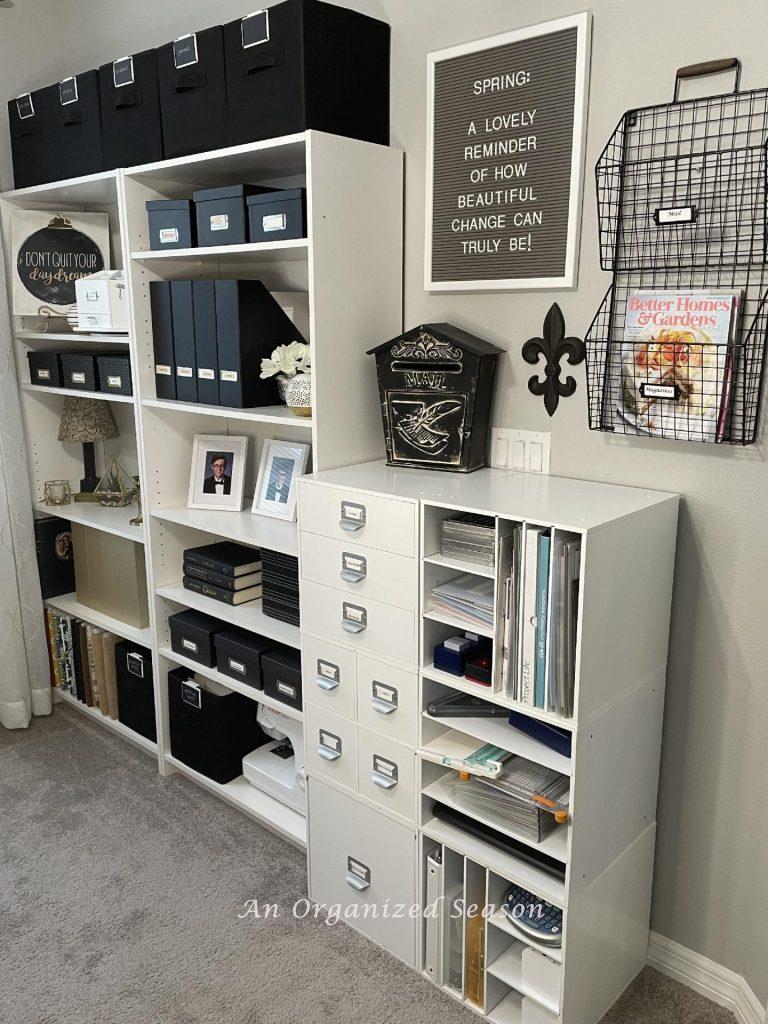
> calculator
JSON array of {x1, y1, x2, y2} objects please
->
[{"x1": 503, "y1": 884, "x2": 563, "y2": 947}]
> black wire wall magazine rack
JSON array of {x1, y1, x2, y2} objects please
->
[{"x1": 585, "y1": 58, "x2": 768, "y2": 444}]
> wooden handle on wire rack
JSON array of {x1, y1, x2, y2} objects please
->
[{"x1": 674, "y1": 58, "x2": 741, "y2": 100}]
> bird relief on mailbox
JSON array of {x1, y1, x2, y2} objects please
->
[{"x1": 367, "y1": 323, "x2": 502, "y2": 473}]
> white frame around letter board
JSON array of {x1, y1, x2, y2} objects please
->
[{"x1": 424, "y1": 12, "x2": 592, "y2": 292}]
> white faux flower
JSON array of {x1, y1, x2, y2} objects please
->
[{"x1": 259, "y1": 341, "x2": 311, "y2": 379}]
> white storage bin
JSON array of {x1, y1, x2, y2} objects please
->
[
  {"x1": 301, "y1": 633, "x2": 357, "y2": 721},
  {"x1": 299, "y1": 481, "x2": 417, "y2": 557},
  {"x1": 356, "y1": 654, "x2": 419, "y2": 747},
  {"x1": 356, "y1": 725, "x2": 416, "y2": 823}
]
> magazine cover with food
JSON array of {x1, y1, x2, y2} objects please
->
[{"x1": 617, "y1": 290, "x2": 741, "y2": 441}]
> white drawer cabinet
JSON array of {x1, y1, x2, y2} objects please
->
[
  {"x1": 299, "y1": 481, "x2": 416, "y2": 557},
  {"x1": 301, "y1": 634, "x2": 357, "y2": 721},
  {"x1": 356, "y1": 726, "x2": 416, "y2": 823},
  {"x1": 355, "y1": 654, "x2": 419, "y2": 747},
  {"x1": 305, "y1": 704, "x2": 358, "y2": 794},
  {"x1": 300, "y1": 580, "x2": 417, "y2": 666},
  {"x1": 308, "y1": 778, "x2": 417, "y2": 966},
  {"x1": 300, "y1": 532, "x2": 418, "y2": 610}
]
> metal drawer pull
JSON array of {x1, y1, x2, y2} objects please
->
[
  {"x1": 317, "y1": 744, "x2": 342, "y2": 761},
  {"x1": 371, "y1": 770, "x2": 398, "y2": 790},
  {"x1": 342, "y1": 602, "x2": 367, "y2": 634},
  {"x1": 372, "y1": 682, "x2": 398, "y2": 715},
  {"x1": 345, "y1": 871, "x2": 370, "y2": 891},
  {"x1": 317, "y1": 730, "x2": 342, "y2": 761},
  {"x1": 340, "y1": 551, "x2": 367, "y2": 584},
  {"x1": 315, "y1": 675, "x2": 340, "y2": 691},
  {"x1": 342, "y1": 619, "x2": 366, "y2": 634},
  {"x1": 340, "y1": 568, "x2": 365, "y2": 583},
  {"x1": 339, "y1": 501, "x2": 366, "y2": 532},
  {"x1": 372, "y1": 696, "x2": 396, "y2": 714},
  {"x1": 340, "y1": 519, "x2": 363, "y2": 532}
]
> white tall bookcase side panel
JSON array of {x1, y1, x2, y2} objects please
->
[{"x1": 306, "y1": 133, "x2": 403, "y2": 471}]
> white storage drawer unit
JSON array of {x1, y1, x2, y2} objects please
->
[
  {"x1": 355, "y1": 654, "x2": 419, "y2": 747},
  {"x1": 301, "y1": 634, "x2": 357, "y2": 721},
  {"x1": 356, "y1": 725, "x2": 416, "y2": 823},
  {"x1": 300, "y1": 580, "x2": 417, "y2": 666},
  {"x1": 308, "y1": 778, "x2": 417, "y2": 966},
  {"x1": 300, "y1": 531, "x2": 418, "y2": 609},
  {"x1": 299, "y1": 481, "x2": 417, "y2": 557},
  {"x1": 305, "y1": 704, "x2": 358, "y2": 794}
]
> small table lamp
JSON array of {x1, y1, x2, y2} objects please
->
[{"x1": 58, "y1": 397, "x2": 118, "y2": 493}]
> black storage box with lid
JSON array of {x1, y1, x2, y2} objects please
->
[
  {"x1": 262, "y1": 646, "x2": 302, "y2": 710},
  {"x1": 157, "y1": 27, "x2": 228, "y2": 159},
  {"x1": 115, "y1": 640, "x2": 157, "y2": 742},
  {"x1": 214, "y1": 627, "x2": 275, "y2": 689},
  {"x1": 247, "y1": 188, "x2": 306, "y2": 243},
  {"x1": 367, "y1": 323, "x2": 503, "y2": 473},
  {"x1": 223, "y1": 0, "x2": 390, "y2": 146},
  {"x1": 8, "y1": 87, "x2": 58, "y2": 188},
  {"x1": 215, "y1": 279, "x2": 304, "y2": 407},
  {"x1": 99, "y1": 49, "x2": 164, "y2": 170},
  {"x1": 168, "y1": 667, "x2": 265, "y2": 783},
  {"x1": 96, "y1": 353, "x2": 133, "y2": 396},
  {"x1": 27, "y1": 351, "x2": 63, "y2": 388},
  {"x1": 193, "y1": 184, "x2": 275, "y2": 248},
  {"x1": 61, "y1": 352, "x2": 98, "y2": 391},
  {"x1": 169, "y1": 608, "x2": 222, "y2": 667},
  {"x1": 44, "y1": 71, "x2": 104, "y2": 182},
  {"x1": 146, "y1": 199, "x2": 195, "y2": 250}
]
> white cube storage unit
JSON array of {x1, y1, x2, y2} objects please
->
[{"x1": 298, "y1": 460, "x2": 678, "y2": 1023}]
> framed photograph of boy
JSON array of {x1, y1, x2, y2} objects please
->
[
  {"x1": 251, "y1": 439, "x2": 310, "y2": 521},
  {"x1": 188, "y1": 435, "x2": 248, "y2": 512}
]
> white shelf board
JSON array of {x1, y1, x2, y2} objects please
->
[
  {"x1": 131, "y1": 239, "x2": 308, "y2": 263},
  {"x1": 21, "y1": 382, "x2": 134, "y2": 404},
  {"x1": 487, "y1": 990, "x2": 524, "y2": 1024},
  {"x1": 423, "y1": 552, "x2": 496, "y2": 579},
  {"x1": 423, "y1": 606, "x2": 495, "y2": 639},
  {"x1": 159, "y1": 646, "x2": 303, "y2": 722},
  {"x1": 150, "y1": 506, "x2": 298, "y2": 557},
  {"x1": 421, "y1": 711, "x2": 572, "y2": 776},
  {"x1": 35, "y1": 500, "x2": 144, "y2": 544},
  {"x1": 125, "y1": 133, "x2": 307, "y2": 186},
  {"x1": 16, "y1": 330, "x2": 130, "y2": 346},
  {"x1": 486, "y1": 946, "x2": 560, "y2": 1015},
  {"x1": 44, "y1": 594, "x2": 152, "y2": 647},
  {"x1": 421, "y1": 816, "x2": 565, "y2": 909},
  {"x1": 141, "y1": 397, "x2": 312, "y2": 428},
  {"x1": 1, "y1": 169, "x2": 119, "y2": 206},
  {"x1": 487, "y1": 906, "x2": 563, "y2": 964},
  {"x1": 156, "y1": 582, "x2": 300, "y2": 649},
  {"x1": 56, "y1": 689, "x2": 157, "y2": 755},
  {"x1": 421, "y1": 773, "x2": 568, "y2": 864},
  {"x1": 165, "y1": 754, "x2": 306, "y2": 848}
]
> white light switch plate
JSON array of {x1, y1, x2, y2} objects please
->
[{"x1": 490, "y1": 428, "x2": 551, "y2": 474}]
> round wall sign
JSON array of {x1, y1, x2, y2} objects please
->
[{"x1": 15, "y1": 213, "x2": 105, "y2": 307}]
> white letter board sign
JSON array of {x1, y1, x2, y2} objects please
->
[{"x1": 425, "y1": 13, "x2": 591, "y2": 292}]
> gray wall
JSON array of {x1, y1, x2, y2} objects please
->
[{"x1": 1, "y1": 0, "x2": 766, "y2": 1004}]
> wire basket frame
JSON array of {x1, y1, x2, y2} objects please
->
[{"x1": 588, "y1": 68, "x2": 768, "y2": 445}]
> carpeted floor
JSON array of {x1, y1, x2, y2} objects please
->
[{"x1": 1, "y1": 706, "x2": 735, "y2": 1024}]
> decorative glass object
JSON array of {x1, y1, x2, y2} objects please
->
[
  {"x1": 43, "y1": 480, "x2": 72, "y2": 506},
  {"x1": 129, "y1": 476, "x2": 143, "y2": 527},
  {"x1": 95, "y1": 457, "x2": 136, "y2": 508}
]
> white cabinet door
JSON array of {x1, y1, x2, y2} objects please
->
[{"x1": 308, "y1": 778, "x2": 417, "y2": 966}]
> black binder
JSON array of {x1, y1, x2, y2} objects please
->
[
  {"x1": 99, "y1": 49, "x2": 164, "y2": 170},
  {"x1": 214, "y1": 279, "x2": 303, "y2": 408},
  {"x1": 223, "y1": 0, "x2": 390, "y2": 146},
  {"x1": 70, "y1": 618, "x2": 86, "y2": 702},
  {"x1": 171, "y1": 280, "x2": 197, "y2": 402},
  {"x1": 192, "y1": 280, "x2": 219, "y2": 405},
  {"x1": 149, "y1": 280, "x2": 176, "y2": 400},
  {"x1": 157, "y1": 27, "x2": 228, "y2": 159}
]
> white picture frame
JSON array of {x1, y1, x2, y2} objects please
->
[
  {"x1": 424, "y1": 12, "x2": 592, "y2": 292},
  {"x1": 251, "y1": 439, "x2": 310, "y2": 522},
  {"x1": 188, "y1": 435, "x2": 248, "y2": 512}
]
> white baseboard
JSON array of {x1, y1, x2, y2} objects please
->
[{"x1": 648, "y1": 932, "x2": 766, "y2": 1024}]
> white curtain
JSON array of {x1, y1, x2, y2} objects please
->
[{"x1": 0, "y1": 221, "x2": 51, "y2": 729}]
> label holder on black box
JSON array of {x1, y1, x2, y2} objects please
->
[
  {"x1": 113, "y1": 56, "x2": 135, "y2": 89},
  {"x1": 16, "y1": 93, "x2": 35, "y2": 120},
  {"x1": 127, "y1": 652, "x2": 145, "y2": 678},
  {"x1": 59, "y1": 77, "x2": 78, "y2": 106},
  {"x1": 181, "y1": 680, "x2": 202, "y2": 709},
  {"x1": 241, "y1": 9, "x2": 270, "y2": 49},
  {"x1": 173, "y1": 34, "x2": 199, "y2": 70}
]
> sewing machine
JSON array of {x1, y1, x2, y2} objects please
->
[{"x1": 242, "y1": 704, "x2": 305, "y2": 813}]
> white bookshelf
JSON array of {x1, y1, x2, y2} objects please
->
[{"x1": 1, "y1": 132, "x2": 403, "y2": 850}]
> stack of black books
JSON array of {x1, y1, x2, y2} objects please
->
[
  {"x1": 183, "y1": 542, "x2": 262, "y2": 606},
  {"x1": 261, "y1": 549, "x2": 300, "y2": 626}
]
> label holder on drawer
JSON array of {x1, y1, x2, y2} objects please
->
[
  {"x1": 317, "y1": 729, "x2": 342, "y2": 761},
  {"x1": 339, "y1": 500, "x2": 366, "y2": 532},
  {"x1": 372, "y1": 680, "x2": 398, "y2": 715},
  {"x1": 346, "y1": 856, "x2": 371, "y2": 891},
  {"x1": 315, "y1": 659, "x2": 340, "y2": 691},
  {"x1": 371, "y1": 754, "x2": 399, "y2": 790},
  {"x1": 342, "y1": 602, "x2": 367, "y2": 634},
  {"x1": 340, "y1": 551, "x2": 367, "y2": 584}
]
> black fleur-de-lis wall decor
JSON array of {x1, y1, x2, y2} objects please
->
[{"x1": 522, "y1": 303, "x2": 586, "y2": 417}]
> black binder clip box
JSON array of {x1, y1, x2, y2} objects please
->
[
  {"x1": 28, "y1": 351, "x2": 63, "y2": 388},
  {"x1": 146, "y1": 199, "x2": 195, "y2": 250},
  {"x1": 169, "y1": 608, "x2": 223, "y2": 668},
  {"x1": 193, "y1": 184, "x2": 276, "y2": 248},
  {"x1": 262, "y1": 647, "x2": 303, "y2": 711},
  {"x1": 214, "y1": 628, "x2": 275, "y2": 689},
  {"x1": 248, "y1": 188, "x2": 306, "y2": 243}
]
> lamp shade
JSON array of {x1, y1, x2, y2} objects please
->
[{"x1": 58, "y1": 397, "x2": 118, "y2": 444}]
